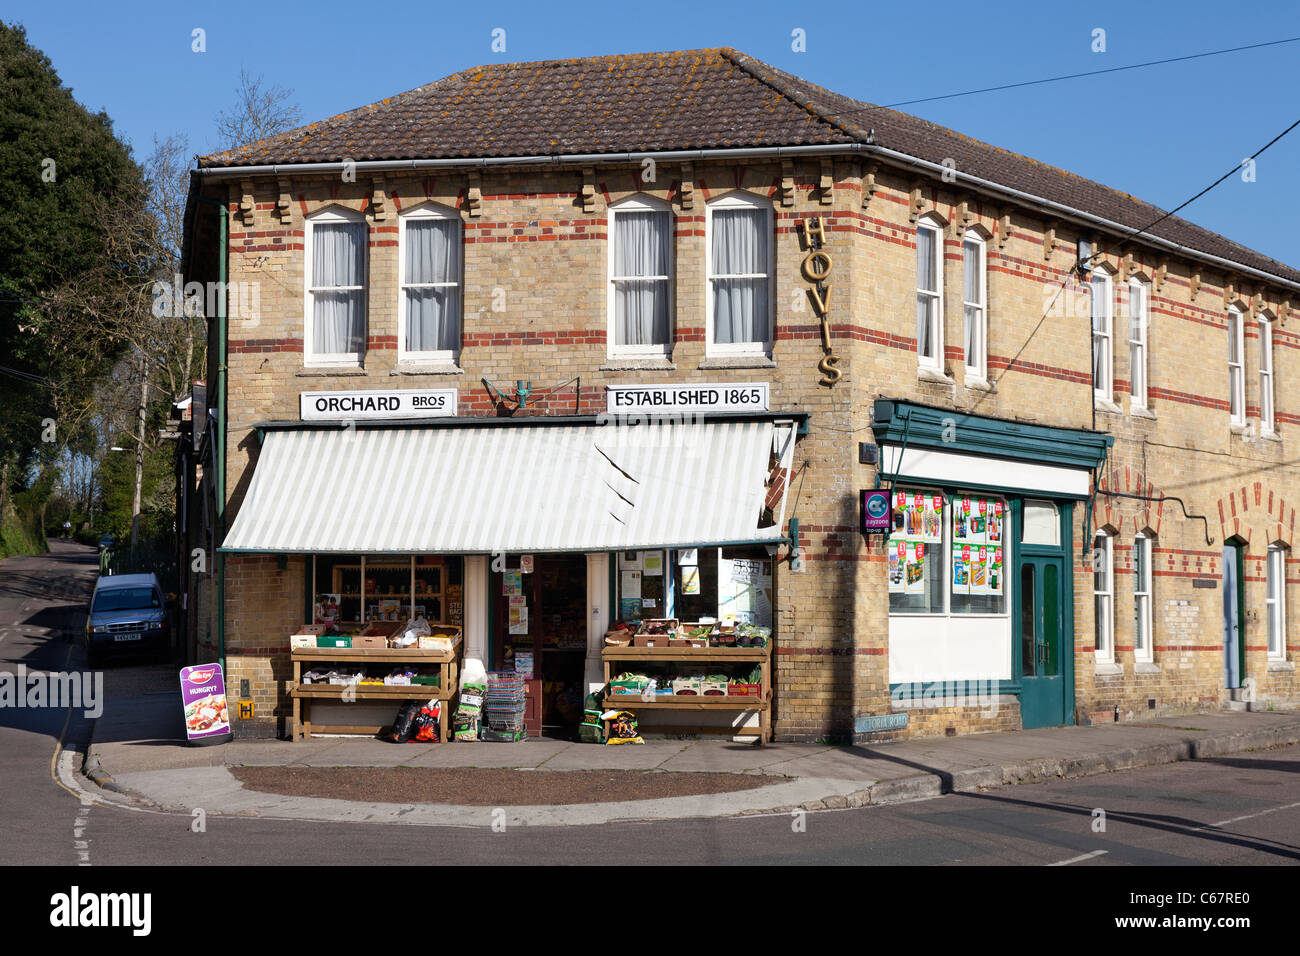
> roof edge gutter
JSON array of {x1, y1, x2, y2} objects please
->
[
  {"x1": 860, "y1": 143, "x2": 1300, "y2": 295},
  {"x1": 195, "y1": 141, "x2": 1300, "y2": 293}
]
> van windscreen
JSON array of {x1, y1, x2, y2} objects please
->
[{"x1": 92, "y1": 588, "x2": 160, "y2": 612}]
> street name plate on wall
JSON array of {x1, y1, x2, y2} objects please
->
[
  {"x1": 855, "y1": 713, "x2": 908, "y2": 734},
  {"x1": 605, "y1": 383, "x2": 770, "y2": 414},
  {"x1": 300, "y1": 388, "x2": 457, "y2": 421}
]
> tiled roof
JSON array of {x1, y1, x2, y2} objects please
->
[{"x1": 198, "y1": 48, "x2": 1299, "y2": 285}]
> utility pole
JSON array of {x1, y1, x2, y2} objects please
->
[{"x1": 131, "y1": 354, "x2": 147, "y2": 549}]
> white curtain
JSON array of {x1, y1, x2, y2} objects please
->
[
  {"x1": 405, "y1": 219, "x2": 461, "y2": 352},
  {"x1": 916, "y1": 229, "x2": 938, "y2": 358},
  {"x1": 312, "y1": 222, "x2": 365, "y2": 355},
  {"x1": 963, "y1": 239, "x2": 980, "y2": 365},
  {"x1": 712, "y1": 208, "x2": 768, "y2": 344},
  {"x1": 613, "y1": 210, "x2": 669, "y2": 346}
]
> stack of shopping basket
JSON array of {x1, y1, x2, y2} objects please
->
[{"x1": 481, "y1": 671, "x2": 527, "y2": 742}]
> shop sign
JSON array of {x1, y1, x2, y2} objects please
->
[
  {"x1": 179, "y1": 663, "x2": 232, "y2": 743},
  {"x1": 299, "y1": 388, "x2": 457, "y2": 421},
  {"x1": 605, "y1": 383, "x2": 769, "y2": 414},
  {"x1": 860, "y1": 489, "x2": 891, "y2": 533}
]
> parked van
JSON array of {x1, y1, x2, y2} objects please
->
[{"x1": 86, "y1": 573, "x2": 169, "y2": 668}]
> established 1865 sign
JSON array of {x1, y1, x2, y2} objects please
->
[
  {"x1": 300, "y1": 388, "x2": 458, "y2": 421},
  {"x1": 605, "y1": 383, "x2": 770, "y2": 414}
]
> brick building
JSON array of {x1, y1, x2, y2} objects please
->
[{"x1": 180, "y1": 48, "x2": 1298, "y2": 742}]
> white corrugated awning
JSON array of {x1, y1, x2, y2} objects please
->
[{"x1": 221, "y1": 419, "x2": 785, "y2": 553}]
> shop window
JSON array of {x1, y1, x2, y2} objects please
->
[
  {"x1": 398, "y1": 204, "x2": 462, "y2": 362},
  {"x1": 305, "y1": 207, "x2": 367, "y2": 365},
  {"x1": 888, "y1": 488, "x2": 1006, "y2": 616},
  {"x1": 1093, "y1": 532, "x2": 1114, "y2": 662},
  {"x1": 706, "y1": 192, "x2": 774, "y2": 355},
  {"x1": 1091, "y1": 270, "x2": 1113, "y2": 402},
  {"x1": 962, "y1": 230, "x2": 986, "y2": 379},
  {"x1": 311, "y1": 555, "x2": 456, "y2": 628},
  {"x1": 1134, "y1": 533, "x2": 1153, "y2": 662},
  {"x1": 1260, "y1": 316, "x2": 1275, "y2": 435},
  {"x1": 609, "y1": 196, "x2": 673, "y2": 356},
  {"x1": 615, "y1": 547, "x2": 773, "y2": 627},
  {"x1": 1266, "y1": 544, "x2": 1286, "y2": 660},
  {"x1": 1128, "y1": 277, "x2": 1148, "y2": 409},
  {"x1": 1228, "y1": 307, "x2": 1245, "y2": 425},
  {"x1": 916, "y1": 218, "x2": 943, "y2": 370}
]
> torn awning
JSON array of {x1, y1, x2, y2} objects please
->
[{"x1": 220, "y1": 419, "x2": 786, "y2": 553}]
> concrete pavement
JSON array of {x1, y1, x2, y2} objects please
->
[{"x1": 79, "y1": 671, "x2": 1300, "y2": 827}]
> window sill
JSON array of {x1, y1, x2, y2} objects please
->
[
  {"x1": 297, "y1": 366, "x2": 367, "y2": 377},
  {"x1": 1094, "y1": 661, "x2": 1123, "y2": 677},
  {"x1": 1229, "y1": 423, "x2": 1247, "y2": 435},
  {"x1": 1094, "y1": 397, "x2": 1122, "y2": 415},
  {"x1": 390, "y1": 363, "x2": 464, "y2": 376},
  {"x1": 1267, "y1": 660, "x2": 1295, "y2": 672},
  {"x1": 964, "y1": 374, "x2": 994, "y2": 392},
  {"x1": 696, "y1": 357, "x2": 775, "y2": 370},
  {"x1": 917, "y1": 366, "x2": 955, "y2": 386},
  {"x1": 1130, "y1": 405, "x2": 1157, "y2": 420},
  {"x1": 1134, "y1": 661, "x2": 1160, "y2": 675},
  {"x1": 1260, "y1": 430, "x2": 1282, "y2": 443},
  {"x1": 600, "y1": 359, "x2": 677, "y2": 371}
]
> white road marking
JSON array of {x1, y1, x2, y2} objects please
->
[
  {"x1": 1047, "y1": 849, "x2": 1108, "y2": 866},
  {"x1": 1195, "y1": 800, "x2": 1300, "y2": 832}
]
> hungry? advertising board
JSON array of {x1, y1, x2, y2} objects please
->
[{"x1": 179, "y1": 663, "x2": 232, "y2": 744}]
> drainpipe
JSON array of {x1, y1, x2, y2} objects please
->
[{"x1": 195, "y1": 195, "x2": 229, "y2": 673}]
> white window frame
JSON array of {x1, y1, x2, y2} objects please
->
[
  {"x1": 916, "y1": 217, "x2": 944, "y2": 370},
  {"x1": 1228, "y1": 307, "x2": 1245, "y2": 426},
  {"x1": 1259, "y1": 315, "x2": 1275, "y2": 435},
  {"x1": 1093, "y1": 531, "x2": 1114, "y2": 662},
  {"x1": 1128, "y1": 278, "x2": 1149, "y2": 409},
  {"x1": 304, "y1": 206, "x2": 368, "y2": 367},
  {"x1": 704, "y1": 191, "x2": 774, "y2": 357},
  {"x1": 1266, "y1": 545, "x2": 1286, "y2": 661},
  {"x1": 1091, "y1": 270, "x2": 1113, "y2": 403},
  {"x1": 607, "y1": 195, "x2": 674, "y2": 359},
  {"x1": 1133, "y1": 533, "x2": 1153, "y2": 663},
  {"x1": 962, "y1": 230, "x2": 987, "y2": 379},
  {"x1": 396, "y1": 202, "x2": 463, "y2": 365}
]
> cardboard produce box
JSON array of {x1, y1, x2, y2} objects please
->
[
  {"x1": 672, "y1": 677, "x2": 701, "y2": 695},
  {"x1": 350, "y1": 634, "x2": 387, "y2": 649},
  {"x1": 700, "y1": 680, "x2": 728, "y2": 696},
  {"x1": 315, "y1": 635, "x2": 353, "y2": 649},
  {"x1": 727, "y1": 682, "x2": 762, "y2": 698}
]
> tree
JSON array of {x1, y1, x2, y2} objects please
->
[{"x1": 214, "y1": 68, "x2": 302, "y2": 151}]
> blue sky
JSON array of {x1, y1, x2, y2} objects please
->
[{"x1": 9, "y1": 0, "x2": 1300, "y2": 267}]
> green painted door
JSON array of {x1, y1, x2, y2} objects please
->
[{"x1": 1018, "y1": 554, "x2": 1066, "y2": 728}]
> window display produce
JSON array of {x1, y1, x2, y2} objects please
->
[
  {"x1": 598, "y1": 618, "x2": 773, "y2": 743},
  {"x1": 289, "y1": 623, "x2": 461, "y2": 741}
]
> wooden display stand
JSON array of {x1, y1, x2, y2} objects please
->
[
  {"x1": 600, "y1": 643, "x2": 773, "y2": 745},
  {"x1": 290, "y1": 639, "x2": 461, "y2": 741}
]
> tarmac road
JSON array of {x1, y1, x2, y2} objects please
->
[{"x1": 2, "y1": 542, "x2": 1297, "y2": 867}]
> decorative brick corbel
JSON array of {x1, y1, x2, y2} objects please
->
[
  {"x1": 1224, "y1": 280, "x2": 1237, "y2": 310},
  {"x1": 239, "y1": 179, "x2": 255, "y2": 226},
  {"x1": 276, "y1": 178, "x2": 293, "y2": 224},
  {"x1": 1042, "y1": 221, "x2": 1058, "y2": 263},
  {"x1": 861, "y1": 161, "x2": 878, "y2": 210},
  {"x1": 370, "y1": 176, "x2": 387, "y2": 221},
  {"x1": 819, "y1": 158, "x2": 834, "y2": 206},
  {"x1": 580, "y1": 166, "x2": 596, "y2": 214},
  {"x1": 679, "y1": 162, "x2": 694, "y2": 210},
  {"x1": 1121, "y1": 251, "x2": 1135, "y2": 280},
  {"x1": 466, "y1": 171, "x2": 483, "y2": 217},
  {"x1": 908, "y1": 183, "x2": 926, "y2": 224},
  {"x1": 1280, "y1": 299, "x2": 1292, "y2": 327},
  {"x1": 996, "y1": 209, "x2": 1012, "y2": 251},
  {"x1": 1190, "y1": 270, "x2": 1202, "y2": 300},
  {"x1": 949, "y1": 200, "x2": 970, "y2": 239},
  {"x1": 780, "y1": 160, "x2": 795, "y2": 208},
  {"x1": 1154, "y1": 259, "x2": 1168, "y2": 294}
]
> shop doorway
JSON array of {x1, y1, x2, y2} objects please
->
[
  {"x1": 1017, "y1": 554, "x2": 1065, "y2": 728},
  {"x1": 492, "y1": 553, "x2": 588, "y2": 735},
  {"x1": 1222, "y1": 543, "x2": 1244, "y2": 689}
]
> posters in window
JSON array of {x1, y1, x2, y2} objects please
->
[
  {"x1": 987, "y1": 546, "x2": 1003, "y2": 595},
  {"x1": 503, "y1": 571, "x2": 522, "y2": 597},
  {"x1": 509, "y1": 604, "x2": 528, "y2": 634},
  {"x1": 952, "y1": 544, "x2": 969, "y2": 595},
  {"x1": 889, "y1": 540, "x2": 905, "y2": 593},
  {"x1": 681, "y1": 566, "x2": 700, "y2": 595},
  {"x1": 643, "y1": 552, "x2": 663, "y2": 576},
  {"x1": 619, "y1": 551, "x2": 642, "y2": 570},
  {"x1": 953, "y1": 496, "x2": 975, "y2": 544},
  {"x1": 677, "y1": 548, "x2": 698, "y2": 566},
  {"x1": 904, "y1": 542, "x2": 926, "y2": 594},
  {"x1": 988, "y1": 500, "x2": 1004, "y2": 544},
  {"x1": 971, "y1": 546, "x2": 988, "y2": 594}
]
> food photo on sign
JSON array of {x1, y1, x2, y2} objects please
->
[{"x1": 179, "y1": 663, "x2": 232, "y2": 744}]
